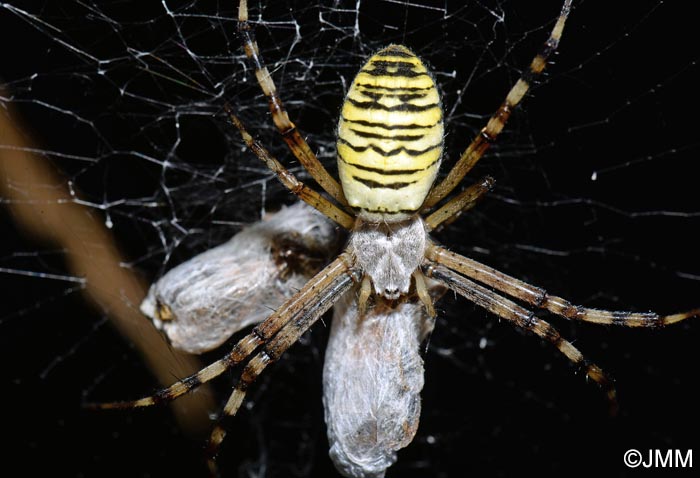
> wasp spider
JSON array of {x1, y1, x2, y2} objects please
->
[{"x1": 89, "y1": 0, "x2": 698, "y2": 476}]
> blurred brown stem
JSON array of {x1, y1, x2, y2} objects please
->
[{"x1": 0, "y1": 103, "x2": 215, "y2": 436}]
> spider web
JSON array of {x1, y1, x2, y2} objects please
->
[{"x1": 1, "y1": 1, "x2": 698, "y2": 477}]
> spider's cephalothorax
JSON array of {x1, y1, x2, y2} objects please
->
[
  {"x1": 337, "y1": 44, "x2": 444, "y2": 222},
  {"x1": 350, "y1": 218, "x2": 427, "y2": 299}
]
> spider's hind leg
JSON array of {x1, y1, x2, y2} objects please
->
[
  {"x1": 424, "y1": 262, "x2": 618, "y2": 415},
  {"x1": 426, "y1": 244, "x2": 700, "y2": 328}
]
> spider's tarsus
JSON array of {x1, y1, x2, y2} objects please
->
[
  {"x1": 582, "y1": 361, "x2": 619, "y2": 417},
  {"x1": 83, "y1": 398, "x2": 151, "y2": 410},
  {"x1": 223, "y1": 103, "x2": 240, "y2": 127}
]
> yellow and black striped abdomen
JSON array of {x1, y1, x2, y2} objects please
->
[{"x1": 337, "y1": 44, "x2": 444, "y2": 222}]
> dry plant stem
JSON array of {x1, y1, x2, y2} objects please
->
[{"x1": 0, "y1": 105, "x2": 215, "y2": 435}]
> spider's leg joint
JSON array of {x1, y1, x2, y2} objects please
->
[
  {"x1": 250, "y1": 327, "x2": 266, "y2": 344},
  {"x1": 339, "y1": 252, "x2": 359, "y2": 278},
  {"x1": 226, "y1": 333, "x2": 263, "y2": 365},
  {"x1": 237, "y1": 20, "x2": 251, "y2": 33},
  {"x1": 180, "y1": 374, "x2": 204, "y2": 392},
  {"x1": 533, "y1": 288, "x2": 549, "y2": 308},
  {"x1": 482, "y1": 175, "x2": 497, "y2": 190},
  {"x1": 545, "y1": 37, "x2": 560, "y2": 52},
  {"x1": 421, "y1": 262, "x2": 436, "y2": 278},
  {"x1": 497, "y1": 103, "x2": 513, "y2": 118},
  {"x1": 279, "y1": 122, "x2": 297, "y2": 138},
  {"x1": 480, "y1": 128, "x2": 496, "y2": 143},
  {"x1": 523, "y1": 311, "x2": 538, "y2": 330}
]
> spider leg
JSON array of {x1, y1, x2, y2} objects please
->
[
  {"x1": 424, "y1": 176, "x2": 494, "y2": 232},
  {"x1": 423, "y1": 261, "x2": 618, "y2": 414},
  {"x1": 423, "y1": 0, "x2": 573, "y2": 209},
  {"x1": 413, "y1": 269, "x2": 437, "y2": 317},
  {"x1": 227, "y1": 106, "x2": 355, "y2": 230},
  {"x1": 205, "y1": 255, "x2": 360, "y2": 476},
  {"x1": 426, "y1": 244, "x2": 700, "y2": 327},
  {"x1": 85, "y1": 254, "x2": 356, "y2": 411},
  {"x1": 237, "y1": 0, "x2": 347, "y2": 205}
]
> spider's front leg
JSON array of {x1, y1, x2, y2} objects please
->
[
  {"x1": 423, "y1": 0, "x2": 573, "y2": 209},
  {"x1": 236, "y1": 0, "x2": 346, "y2": 205}
]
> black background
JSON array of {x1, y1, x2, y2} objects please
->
[{"x1": 1, "y1": 1, "x2": 698, "y2": 477}]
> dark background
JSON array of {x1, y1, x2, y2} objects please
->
[{"x1": 1, "y1": 1, "x2": 698, "y2": 477}]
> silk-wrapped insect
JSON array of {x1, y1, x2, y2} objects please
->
[{"x1": 140, "y1": 202, "x2": 341, "y2": 354}]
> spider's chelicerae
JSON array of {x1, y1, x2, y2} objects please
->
[{"x1": 90, "y1": 0, "x2": 698, "y2": 476}]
